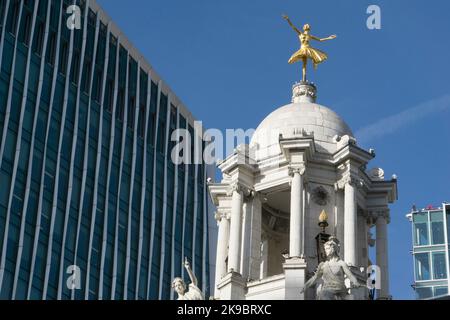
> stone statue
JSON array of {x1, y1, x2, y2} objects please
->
[
  {"x1": 301, "y1": 236, "x2": 361, "y2": 300},
  {"x1": 282, "y1": 15, "x2": 336, "y2": 82},
  {"x1": 172, "y1": 257, "x2": 204, "y2": 300}
]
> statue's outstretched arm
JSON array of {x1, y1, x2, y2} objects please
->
[
  {"x1": 282, "y1": 15, "x2": 302, "y2": 34},
  {"x1": 303, "y1": 263, "x2": 323, "y2": 290},
  {"x1": 311, "y1": 34, "x2": 337, "y2": 42},
  {"x1": 341, "y1": 262, "x2": 360, "y2": 287},
  {"x1": 184, "y1": 257, "x2": 198, "y2": 286}
]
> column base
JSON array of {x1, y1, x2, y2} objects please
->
[
  {"x1": 217, "y1": 271, "x2": 247, "y2": 300},
  {"x1": 283, "y1": 257, "x2": 307, "y2": 300}
]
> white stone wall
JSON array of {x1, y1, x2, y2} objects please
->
[
  {"x1": 267, "y1": 235, "x2": 287, "y2": 276},
  {"x1": 246, "y1": 275, "x2": 286, "y2": 300}
]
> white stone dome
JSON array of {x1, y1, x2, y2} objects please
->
[{"x1": 250, "y1": 101, "x2": 354, "y2": 159}]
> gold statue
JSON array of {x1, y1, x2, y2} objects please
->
[{"x1": 283, "y1": 15, "x2": 336, "y2": 81}]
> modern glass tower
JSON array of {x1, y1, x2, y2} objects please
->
[
  {"x1": 0, "y1": 0, "x2": 213, "y2": 299},
  {"x1": 407, "y1": 204, "x2": 450, "y2": 299}
]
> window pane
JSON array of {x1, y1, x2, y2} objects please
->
[
  {"x1": 416, "y1": 287, "x2": 432, "y2": 300},
  {"x1": 430, "y1": 211, "x2": 443, "y2": 222},
  {"x1": 414, "y1": 223, "x2": 428, "y2": 246},
  {"x1": 414, "y1": 212, "x2": 428, "y2": 223},
  {"x1": 415, "y1": 253, "x2": 430, "y2": 280},
  {"x1": 446, "y1": 206, "x2": 450, "y2": 240},
  {"x1": 431, "y1": 221, "x2": 445, "y2": 244},
  {"x1": 434, "y1": 286, "x2": 448, "y2": 297},
  {"x1": 430, "y1": 210, "x2": 444, "y2": 244},
  {"x1": 432, "y1": 252, "x2": 447, "y2": 280}
]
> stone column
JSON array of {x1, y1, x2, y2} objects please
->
[
  {"x1": 214, "y1": 211, "x2": 230, "y2": 297},
  {"x1": 260, "y1": 235, "x2": 268, "y2": 279},
  {"x1": 302, "y1": 184, "x2": 308, "y2": 258},
  {"x1": 343, "y1": 178, "x2": 357, "y2": 266},
  {"x1": 249, "y1": 193, "x2": 262, "y2": 281},
  {"x1": 228, "y1": 183, "x2": 243, "y2": 273},
  {"x1": 240, "y1": 200, "x2": 251, "y2": 280},
  {"x1": 289, "y1": 165, "x2": 305, "y2": 258},
  {"x1": 376, "y1": 212, "x2": 390, "y2": 299}
]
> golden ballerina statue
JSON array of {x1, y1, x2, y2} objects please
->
[{"x1": 283, "y1": 15, "x2": 336, "y2": 82}]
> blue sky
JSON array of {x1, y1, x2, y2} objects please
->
[{"x1": 97, "y1": 0, "x2": 450, "y2": 299}]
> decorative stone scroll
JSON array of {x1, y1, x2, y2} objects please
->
[
  {"x1": 288, "y1": 162, "x2": 306, "y2": 177},
  {"x1": 311, "y1": 186, "x2": 329, "y2": 206},
  {"x1": 334, "y1": 174, "x2": 363, "y2": 191}
]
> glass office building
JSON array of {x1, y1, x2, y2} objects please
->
[
  {"x1": 0, "y1": 0, "x2": 213, "y2": 299},
  {"x1": 407, "y1": 204, "x2": 450, "y2": 299}
]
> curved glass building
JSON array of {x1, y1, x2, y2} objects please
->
[
  {"x1": 0, "y1": 0, "x2": 213, "y2": 299},
  {"x1": 407, "y1": 204, "x2": 450, "y2": 299}
]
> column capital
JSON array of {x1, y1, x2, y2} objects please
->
[
  {"x1": 227, "y1": 182, "x2": 240, "y2": 196},
  {"x1": 367, "y1": 209, "x2": 390, "y2": 224},
  {"x1": 245, "y1": 189, "x2": 261, "y2": 202},
  {"x1": 226, "y1": 182, "x2": 251, "y2": 197},
  {"x1": 288, "y1": 162, "x2": 306, "y2": 177},
  {"x1": 335, "y1": 174, "x2": 363, "y2": 191},
  {"x1": 215, "y1": 210, "x2": 230, "y2": 222},
  {"x1": 227, "y1": 181, "x2": 254, "y2": 197}
]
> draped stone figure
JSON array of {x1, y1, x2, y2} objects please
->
[{"x1": 302, "y1": 237, "x2": 361, "y2": 300}]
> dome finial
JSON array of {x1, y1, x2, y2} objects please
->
[{"x1": 292, "y1": 81, "x2": 317, "y2": 103}]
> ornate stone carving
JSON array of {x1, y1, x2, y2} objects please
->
[
  {"x1": 292, "y1": 128, "x2": 312, "y2": 137},
  {"x1": 288, "y1": 163, "x2": 306, "y2": 176},
  {"x1": 227, "y1": 182, "x2": 240, "y2": 196},
  {"x1": 311, "y1": 186, "x2": 329, "y2": 206},
  {"x1": 334, "y1": 174, "x2": 363, "y2": 190},
  {"x1": 368, "y1": 167, "x2": 385, "y2": 181},
  {"x1": 367, "y1": 209, "x2": 390, "y2": 224},
  {"x1": 292, "y1": 81, "x2": 317, "y2": 103},
  {"x1": 214, "y1": 211, "x2": 230, "y2": 222},
  {"x1": 226, "y1": 182, "x2": 252, "y2": 197},
  {"x1": 244, "y1": 189, "x2": 260, "y2": 202}
]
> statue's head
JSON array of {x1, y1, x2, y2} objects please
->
[
  {"x1": 303, "y1": 24, "x2": 311, "y2": 32},
  {"x1": 172, "y1": 277, "x2": 186, "y2": 295},
  {"x1": 324, "y1": 236, "x2": 340, "y2": 258}
]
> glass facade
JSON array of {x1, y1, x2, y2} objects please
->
[
  {"x1": 410, "y1": 205, "x2": 450, "y2": 299},
  {"x1": 0, "y1": 0, "x2": 211, "y2": 300}
]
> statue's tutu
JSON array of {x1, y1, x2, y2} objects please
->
[{"x1": 288, "y1": 46, "x2": 328, "y2": 67}]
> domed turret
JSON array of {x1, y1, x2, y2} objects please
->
[
  {"x1": 250, "y1": 82, "x2": 353, "y2": 159},
  {"x1": 209, "y1": 82, "x2": 397, "y2": 301}
]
